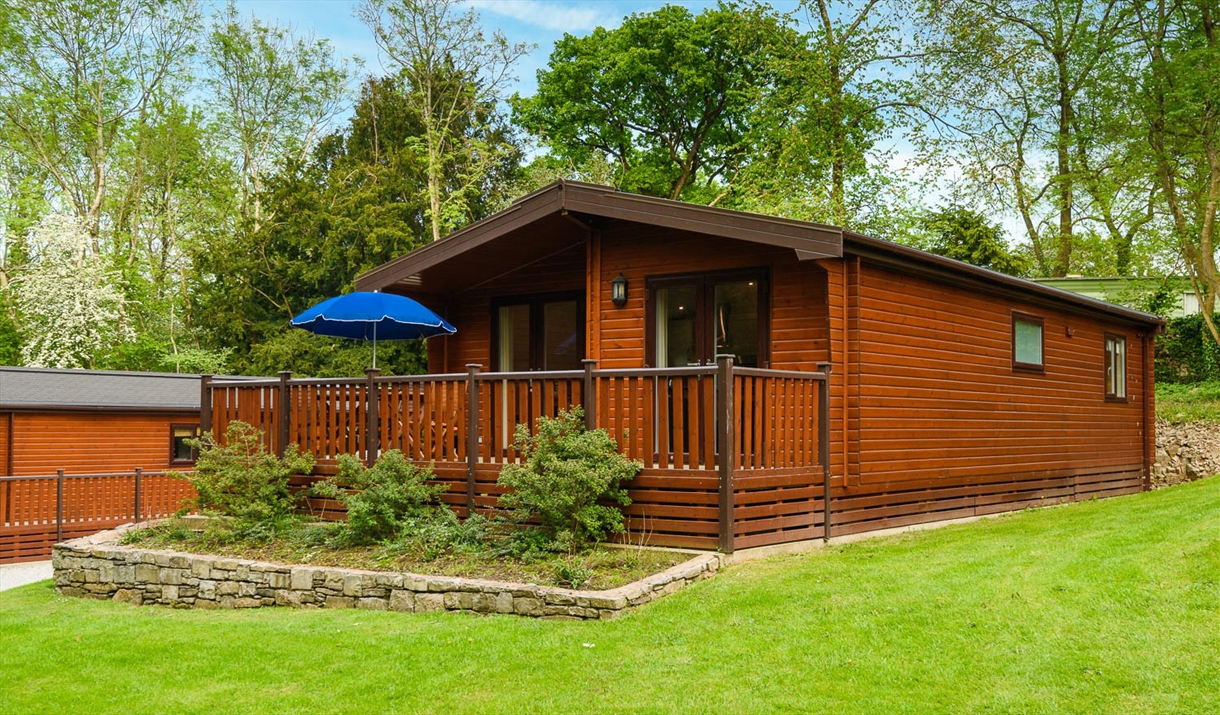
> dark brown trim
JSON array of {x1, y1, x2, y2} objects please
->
[
  {"x1": 1011, "y1": 312, "x2": 1045, "y2": 373},
  {"x1": 490, "y1": 290, "x2": 586, "y2": 372},
  {"x1": 1104, "y1": 332, "x2": 1129, "y2": 402},
  {"x1": 355, "y1": 181, "x2": 842, "y2": 292},
  {"x1": 644, "y1": 267, "x2": 770, "y2": 368},
  {"x1": 169, "y1": 423, "x2": 201, "y2": 466}
]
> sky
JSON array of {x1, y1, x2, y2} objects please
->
[{"x1": 228, "y1": 0, "x2": 806, "y2": 97}]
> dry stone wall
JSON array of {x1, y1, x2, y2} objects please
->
[
  {"x1": 52, "y1": 526, "x2": 721, "y2": 620},
  {"x1": 1153, "y1": 418, "x2": 1220, "y2": 488}
]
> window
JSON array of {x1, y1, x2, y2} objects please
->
[
  {"x1": 1105, "y1": 333, "x2": 1127, "y2": 400},
  {"x1": 647, "y1": 269, "x2": 769, "y2": 368},
  {"x1": 492, "y1": 293, "x2": 584, "y2": 371},
  {"x1": 170, "y1": 424, "x2": 200, "y2": 465},
  {"x1": 1012, "y1": 313, "x2": 1044, "y2": 372}
]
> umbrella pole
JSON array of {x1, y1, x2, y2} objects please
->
[{"x1": 372, "y1": 321, "x2": 377, "y2": 370}]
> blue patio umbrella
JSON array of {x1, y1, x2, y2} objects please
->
[{"x1": 290, "y1": 292, "x2": 456, "y2": 369}]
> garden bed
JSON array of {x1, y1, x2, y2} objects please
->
[
  {"x1": 122, "y1": 517, "x2": 688, "y2": 591},
  {"x1": 54, "y1": 523, "x2": 722, "y2": 620}
]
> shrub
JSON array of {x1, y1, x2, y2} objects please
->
[
  {"x1": 1156, "y1": 313, "x2": 1220, "y2": 384},
  {"x1": 177, "y1": 421, "x2": 314, "y2": 525},
  {"x1": 313, "y1": 450, "x2": 447, "y2": 545},
  {"x1": 497, "y1": 407, "x2": 641, "y2": 553}
]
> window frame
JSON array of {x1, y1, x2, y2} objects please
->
[
  {"x1": 489, "y1": 290, "x2": 585, "y2": 372},
  {"x1": 169, "y1": 423, "x2": 201, "y2": 466},
  {"x1": 1104, "y1": 332, "x2": 1128, "y2": 402},
  {"x1": 1011, "y1": 312, "x2": 1045, "y2": 374},
  {"x1": 644, "y1": 267, "x2": 771, "y2": 368}
]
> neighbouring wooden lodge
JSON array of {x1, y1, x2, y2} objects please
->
[
  {"x1": 206, "y1": 181, "x2": 1163, "y2": 553},
  {"x1": 0, "y1": 368, "x2": 202, "y2": 562}
]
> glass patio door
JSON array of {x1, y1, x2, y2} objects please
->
[
  {"x1": 494, "y1": 294, "x2": 584, "y2": 372},
  {"x1": 650, "y1": 271, "x2": 767, "y2": 368}
]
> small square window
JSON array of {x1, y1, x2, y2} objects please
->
[
  {"x1": 1012, "y1": 313, "x2": 1044, "y2": 372},
  {"x1": 170, "y1": 425, "x2": 200, "y2": 464},
  {"x1": 1105, "y1": 334, "x2": 1127, "y2": 400}
]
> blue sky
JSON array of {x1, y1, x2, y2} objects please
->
[{"x1": 227, "y1": 1, "x2": 806, "y2": 97}]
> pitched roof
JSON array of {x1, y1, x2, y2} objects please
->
[
  {"x1": 0, "y1": 367, "x2": 205, "y2": 411},
  {"x1": 357, "y1": 180, "x2": 1162, "y2": 329},
  {"x1": 355, "y1": 180, "x2": 844, "y2": 293}
]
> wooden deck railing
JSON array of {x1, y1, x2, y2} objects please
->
[
  {"x1": 0, "y1": 470, "x2": 194, "y2": 563},
  {"x1": 205, "y1": 358, "x2": 831, "y2": 552}
]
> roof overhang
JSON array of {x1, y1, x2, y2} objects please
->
[{"x1": 356, "y1": 181, "x2": 844, "y2": 294}]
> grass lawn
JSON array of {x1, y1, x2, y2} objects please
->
[{"x1": 2, "y1": 479, "x2": 1217, "y2": 715}]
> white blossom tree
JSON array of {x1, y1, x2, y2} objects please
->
[{"x1": 13, "y1": 213, "x2": 132, "y2": 368}]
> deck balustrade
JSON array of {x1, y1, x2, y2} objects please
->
[{"x1": 204, "y1": 358, "x2": 830, "y2": 552}]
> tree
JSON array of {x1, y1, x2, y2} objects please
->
[
  {"x1": 1132, "y1": 0, "x2": 1220, "y2": 346},
  {"x1": 918, "y1": 0, "x2": 1136, "y2": 276},
  {"x1": 920, "y1": 205, "x2": 1031, "y2": 275},
  {"x1": 512, "y1": 2, "x2": 787, "y2": 204},
  {"x1": 205, "y1": 0, "x2": 356, "y2": 232},
  {"x1": 0, "y1": 0, "x2": 199, "y2": 240},
  {"x1": 12, "y1": 213, "x2": 132, "y2": 368},
  {"x1": 737, "y1": 0, "x2": 918, "y2": 228},
  {"x1": 358, "y1": 0, "x2": 529, "y2": 241}
]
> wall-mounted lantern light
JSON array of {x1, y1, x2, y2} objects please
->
[{"x1": 611, "y1": 273, "x2": 628, "y2": 307}]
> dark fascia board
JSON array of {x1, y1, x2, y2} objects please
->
[
  {"x1": 355, "y1": 181, "x2": 844, "y2": 292},
  {"x1": 843, "y1": 232, "x2": 1165, "y2": 330}
]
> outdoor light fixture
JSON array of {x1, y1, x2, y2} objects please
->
[{"x1": 611, "y1": 272, "x2": 628, "y2": 307}]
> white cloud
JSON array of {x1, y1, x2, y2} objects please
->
[{"x1": 465, "y1": 0, "x2": 619, "y2": 33}]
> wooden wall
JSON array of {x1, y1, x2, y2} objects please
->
[
  {"x1": 826, "y1": 257, "x2": 1151, "y2": 536},
  {"x1": 0, "y1": 411, "x2": 197, "y2": 476}
]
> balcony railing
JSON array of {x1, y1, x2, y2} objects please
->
[{"x1": 203, "y1": 358, "x2": 831, "y2": 552}]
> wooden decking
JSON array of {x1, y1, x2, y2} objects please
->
[{"x1": 205, "y1": 360, "x2": 831, "y2": 552}]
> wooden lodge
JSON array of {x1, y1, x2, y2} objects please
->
[
  {"x1": 205, "y1": 181, "x2": 1163, "y2": 554},
  {"x1": 0, "y1": 368, "x2": 204, "y2": 561}
]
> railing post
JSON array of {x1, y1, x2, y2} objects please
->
[
  {"x1": 134, "y1": 468, "x2": 143, "y2": 523},
  {"x1": 277, "y1": 371, "x2": 292, "y2": 458},
  {"x1": 199, "y1": 374, "x2": 213, "y2": 436},
  {"x1": 817, "y1": 361, "x2": 833, "y2": 541},
  {"x1": 56, "y1": 469, "x2": 64, "y2": 544},
  {"x1": 716, "y1": 354, "x2": 735, "y2": 554},
  {"x1": 466, "y1": 364, "x2": 481, "y2": 512},
  {"x1": 365, "y1": 368, "x2": 380, "y2": 467},
  {"x1": 582, "y1": 359, "x2": 598, "y2": 431}
]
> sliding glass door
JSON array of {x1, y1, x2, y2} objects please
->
[{"x1": 649, "y1": 270, "x2": 768, "y2": 368}]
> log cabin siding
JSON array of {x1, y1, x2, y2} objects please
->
[
  {"x1": 827, "y1": 258, "x2": 1148, "y2": 534},
  {"x1": 1, "y1": 412, "x2": 194, "y2": 476}
]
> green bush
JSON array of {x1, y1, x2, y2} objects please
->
[
  {"x1": 497, "y1": 407, "x2": 641, "y2": 554},
  {"x1": 313, "y1": 451, "x2": 448, "y2": 545},
  {"x1": 1156, "y1": 313, "x2": 1220, "y2": 383},
  {"x1": 177, "y1": 421, "x2": 314, "y2": 525}
]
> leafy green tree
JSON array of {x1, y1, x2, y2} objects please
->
[
  {"x1": 917, "y1": 0, "x2": 1137, "y2": 276},
  {"x1": 191, "y1": 76, "x2": 472, "y2": 376},
  {"x1": 205, "y1": 0, "x2": 356, "y2": 232},
  {"x1": 512, "y1": 2, "x2": 787, "y2": 204},
  {"x1": 358, "y1": 0, "x2": 529, "y2": 241},
  {"x1": 920, "y1": 206, "x2": 1031, "y2": 275},
  {"x1": 0, "y1": 0, "x2": 200, "y2": 239}
]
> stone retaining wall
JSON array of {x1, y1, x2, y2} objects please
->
[
  {"x1": 1153, "y1": 418, "x2": 1220, "y2": 488},
  {"x1": 52, "y1": 526, "x2": 721, "y2": 620}
]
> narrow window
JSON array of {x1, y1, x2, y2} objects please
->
[
  {"x1": 492, "y1": 293, "x2": 584, "y2": 371},
  {"x1": 170, "y1": 424, "x2": 200, "y2": 465},
  {"x1": 1105, "y1": 333, "x2": 1127, "y2": 400},
  {"x1": 1012, "y1": 313, "x2": 1044, "y2": 372}
]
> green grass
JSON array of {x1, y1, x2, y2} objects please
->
[
  {"x1": 1156, "y1": 381, "x2": 1220, "y2": 423},
  {"x1": 3, "y1": 480, "x2": 1218, "y2": 715}
]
